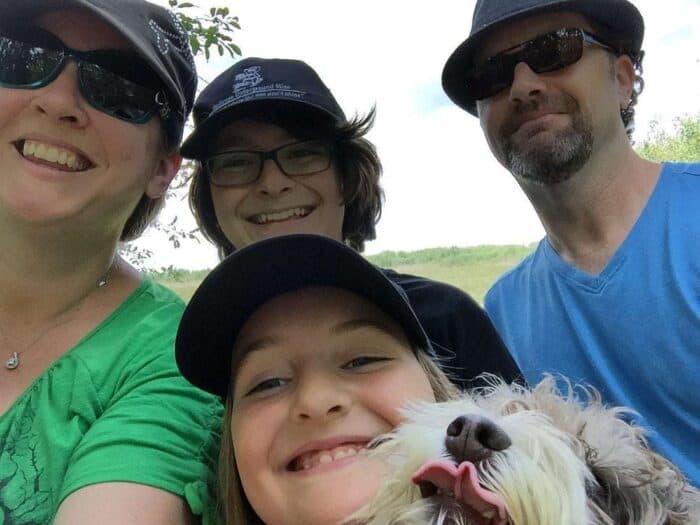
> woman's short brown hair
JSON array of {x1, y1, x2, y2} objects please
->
[{"x1": 188, "y1": 103, "x2": 384, "y2": 257}]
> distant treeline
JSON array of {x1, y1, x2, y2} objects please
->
[
  {"x1": 152, "y1": 244, "x2": 536, "y2": 280},
  {"x1": 366, "y1": 244, "x2": 535, "y2": 268}
]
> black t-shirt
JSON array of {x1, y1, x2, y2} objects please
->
[{"x1": 383, "y1": 269, "x2": 523, "y2": 389}]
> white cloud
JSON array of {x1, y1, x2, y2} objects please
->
[{"x1": 145, "y1": 0, "x2": 700, "y2": 269}]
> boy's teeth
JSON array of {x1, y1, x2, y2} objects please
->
[
  {"x1": 22, "y1": 140, "x2": 88, "y2": 170},
  {"x1": 255, "y1": 207, "x2": 309, "y2": 224}
]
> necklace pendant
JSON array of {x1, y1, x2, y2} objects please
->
[{"x1": 5, "y1": 352, "x2": 19, "y2": 370}]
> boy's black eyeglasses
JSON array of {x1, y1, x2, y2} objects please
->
[
  {"x1": 206, "y1": 140, "x2": 333, "y2": 187},
  {"x1": 465, "y1": 28, "x2": 616, "y2": 101},
  {"x1": 0, "y1": 26, "x2": 170, "y2": 124}
]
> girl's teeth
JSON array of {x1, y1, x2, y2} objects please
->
[{"x1": 296, "y1": 445, "x2": 366, "y2": 470}]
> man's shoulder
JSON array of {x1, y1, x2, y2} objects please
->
[
  {"x1": 662, "y1": 161, "x2": 700, "y2": 178},
  {"x1": 489, "y1": 243, "x2": 543, "y2": 293}
]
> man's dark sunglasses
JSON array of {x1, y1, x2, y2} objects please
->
[
  {"x1": 465, "y1": 28, "x2": 615, "y2": 101},
  {"x1": 0, "y1": 26, "x2": 170, "y2": 124},
  {"x1": 206, "y1": 140, "x2": 333, "y2": 187}
]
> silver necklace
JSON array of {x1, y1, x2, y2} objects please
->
[{"x1": 4, "y1": 267, "x2": 112, "y2": 371}]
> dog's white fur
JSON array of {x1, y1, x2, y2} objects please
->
[{"x1": 349, "y1": 376, "x2": 700, "y2": 525}]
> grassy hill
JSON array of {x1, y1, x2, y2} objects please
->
[{"x1": 153, "y1": 244, "x2": 536, "y2": 305}]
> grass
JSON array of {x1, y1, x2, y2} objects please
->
[{"x1": 152, "y1": 244, "x2": 535, "y2": 305}]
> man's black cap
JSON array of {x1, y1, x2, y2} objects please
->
[
  {"x1": 181, "y1": 57, "x2": 346, "y2": 158},
  {"x1": 442, "y1": 0, "x2": 645, "y2": 116},
  {"x1": 176, "y1": 234, "x2": 435, "y2": 398},
  {"x1": 0, "y1": 0, "x2": 198, "y2": 140}
]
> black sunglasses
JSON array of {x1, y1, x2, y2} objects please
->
[
  {"x1": 0, "y1": 26, "x2": 170, "y2": 124},
  {"x1": 465, "y1": 28, "x2": 615, "y2": 101},
  {"x1": 206, "y1": 140, "x2": 333, "y2": 187}
]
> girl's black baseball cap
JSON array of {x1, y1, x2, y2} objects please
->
[{"x1": 176, "y1": 234, "x2": 434, "y2": 398}]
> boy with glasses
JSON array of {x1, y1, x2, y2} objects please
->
[
  {"x1": 442, "y1": 0, "x2": 699, "y2": 487},
  {"x1": 181, "y1": 57, "x2": 523, "y2": 391}
]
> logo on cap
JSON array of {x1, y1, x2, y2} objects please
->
[
  {"x1": 233, "y1": 66, "x2": 264, "y2": 93},
  {"x1": 210, "y1": 64, "x2": 310, "y2": 114}
]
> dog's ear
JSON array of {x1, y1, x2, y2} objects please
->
[{"x1": 587, "y1": 446, "x2": 698, "y2": 524}]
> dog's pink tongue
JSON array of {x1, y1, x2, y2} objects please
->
[{"x1": 412, "y1": 460, "x2": 507, "y2": 525}]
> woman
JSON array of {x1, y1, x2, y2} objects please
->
[
  {"x1": 0, "y1": 1, "x2": 220, "y2": 523},
  {"x1": 181, "y1": 56, "x2": 522, "y2": 389},
  {"x1": 176, "y1": 234, "x2": 461, "y2": 524}
]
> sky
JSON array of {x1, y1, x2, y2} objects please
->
[{"x1": 141, "y1": 0, "x2": 700, "y2": 270}]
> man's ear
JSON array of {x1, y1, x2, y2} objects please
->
[
  {"x1": 145, "y1": 151, "x2": 182, "y2": 199},
  {"x1": 614, "y1": 54, "x2": 636, "y2": 111}
]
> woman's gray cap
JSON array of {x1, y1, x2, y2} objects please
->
[{"x1": 442, "y1": 0, "x2": 644, "y2": 116}]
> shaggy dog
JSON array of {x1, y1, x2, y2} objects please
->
[{"x1": 349, "y1": 376, "x2": 700, "y2": 525}]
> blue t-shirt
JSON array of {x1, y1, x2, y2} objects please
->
[{"x1": 485, "y1": 162, "x2": 700, "y2": 487}]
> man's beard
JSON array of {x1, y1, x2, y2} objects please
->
[{"x1": 499, "y1": 95, "x2": 593, "y2": 186}]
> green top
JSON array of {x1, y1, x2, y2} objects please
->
[{"x1": 0, "y1": 279, "x2": 223, "y2": 524}]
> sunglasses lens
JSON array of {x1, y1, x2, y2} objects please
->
[
  {"x1": 0, "y1": 28, "x2": 162, "y2": 124},
  {"x1": 466, "y1": 54, "x2": 515, "y2": 100},
  {"x1": 79, "y1": 61, "x2": 157, "y2": 122},
  {"x1": 525, "y1": 29, "x2": 583, "y2": 74},
  {"x1": 0, "y1": 35, "x2": 62, "y2": 87},
  {"x1": 466, "y1": 28, "x2": 585, "y2": 101}
]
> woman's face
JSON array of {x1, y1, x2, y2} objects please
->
[
  {"x1": 208, "y1": 120, "x2": 345, "y2": 249},
  {"x1": 230, "y1": 286, "x2": 435, "y2": 525},
  {"x1": 0, "y1": 9, "x2": 178, "y2": 235}
]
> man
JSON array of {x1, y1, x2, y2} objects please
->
[{"x1": 442, "y1": 0, "x2": 699, "y2": 487}]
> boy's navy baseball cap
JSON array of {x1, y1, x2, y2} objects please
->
[
  {"x1": 442, "y1": 0, "x2": 644, "y2": 116},
  {"x1": 176, "y1": 234, "x2": 435, "y2": 398},
  {"x1": 180, "y1": 57, "x2": 346, "y2": 158},
  {"x1": 0, "y1": 0, "x2": 198, "y2": 142}
]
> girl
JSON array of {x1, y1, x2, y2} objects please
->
[
  {"x1": 176, "y1": 233, "x2": 460, "y2": 524},
  {"x1": 180, "y1": 56, "x2": 522, "y2": 390},
  {"x1": 0, "y1": 1, "x2": 219, "y2": 523}
]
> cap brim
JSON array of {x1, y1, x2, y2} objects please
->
[
  {"x1": 442, "y1": 0, "x2": 644, "y2": 116},
  {"x1": 175, "y1": 234, "x2": 433, "y2": 397},
  {"x1": 180, "y1": 98, "x2": 342, "y2": 159}
]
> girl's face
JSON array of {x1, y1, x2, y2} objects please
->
[
  {"x1": 231, "y1": 286, "x2": 435, "y2": 525},
  {"x1": 209, "y1": 120, "x2": 346, "y2": 250}
]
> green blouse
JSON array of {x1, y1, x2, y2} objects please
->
[{"x1": 0, "y1": 279, "x2": 223, "y2": 524}]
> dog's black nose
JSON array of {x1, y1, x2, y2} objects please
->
[{"x1": 445, "y1": 415, "x2": 512, "y2": 463}]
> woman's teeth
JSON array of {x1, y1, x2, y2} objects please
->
[
  {"x1": 21, "y1": 140, "x2": 90, "y2": 171},
  {"x1": 252, "y1": 207, "x2": 310, "y2": 225}
]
